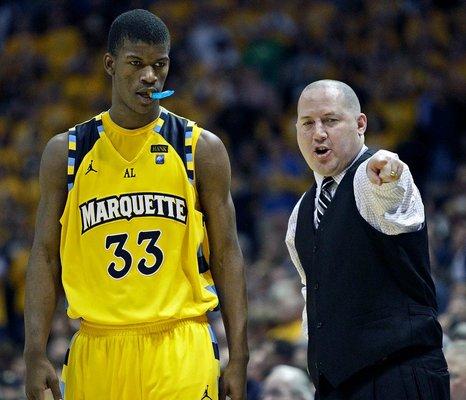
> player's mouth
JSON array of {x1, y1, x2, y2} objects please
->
[
  {"x1": 314, "y1": 146, "x2": 332, "y2": 159},
  {"x1": 136, "y1": 88, "x2": 157, "y2": 105}
]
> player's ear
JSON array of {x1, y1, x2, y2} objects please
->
[{"x1": 104, "y1": 53, "x2": 115, "y2": 76}]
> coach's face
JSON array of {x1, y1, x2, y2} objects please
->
[
  {"x1": 104, "y1": 38, "x2": 170, "y2": 122},
  {"x1": 296, "y1": 86, "x2": 366, "y2": 177}
]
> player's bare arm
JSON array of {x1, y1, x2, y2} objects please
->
[
  {"x1": 196, "y1": 130, "x2": 249, "y2": 400},
  {"x1": 24, "y1": 133, "x2": 68, "y2": 400}
]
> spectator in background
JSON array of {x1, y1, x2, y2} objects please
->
[
  {"x1": 261, "y1": 364, "x2": 315, "y2": 400},
  {"x1": 444, "y1": 341, "x2": 466, "y2": 400},
  {"x1": 188, "y1": 11, "x2": 239, "y2": 73}
]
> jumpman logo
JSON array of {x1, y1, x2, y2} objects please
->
[
  {"x1": 201, "y1": 385, "x2": 212, "y2": 400},
  {"x1": 85, "y1": 160, "x2": 97, "y2": 175}
]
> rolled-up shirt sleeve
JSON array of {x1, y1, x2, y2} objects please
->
[
  {"x1": 286, "y1": 195, "x2": 308, "y2": 337},
  {"x1": 354, "y1": 160, "x2": 425, "y2": 235}
]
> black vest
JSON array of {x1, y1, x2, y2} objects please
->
[{"x1": 295, "y1": 150, "x2": 442, "y2": 387}]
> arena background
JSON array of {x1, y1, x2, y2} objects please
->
[{"x1": 0, "y1": 1, "x2": 465, "y2": 399}]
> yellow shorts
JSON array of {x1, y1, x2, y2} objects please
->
[{"x1": 61, "y1": 316, "x2": 220, "y2": 400}]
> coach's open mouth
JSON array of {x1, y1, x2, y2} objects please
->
[{"x1": 315, "y1": 146, "x2": 331, "y2": 156}]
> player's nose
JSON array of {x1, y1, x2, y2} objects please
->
[{"x1": 140, "y1": 65, "x2": 157, "y2": 84}]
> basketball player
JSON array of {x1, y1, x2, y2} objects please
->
[{"x1": 24, "y1": 9, "x2": 248, "y2": 400}]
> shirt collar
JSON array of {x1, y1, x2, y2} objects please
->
[{"x1": 314, "y1": 145, "x2": 368, "y2": 188}]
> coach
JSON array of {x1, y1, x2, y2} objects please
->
[{"x1": 286, "y1": 79, "x2": 449, "y2": 399}]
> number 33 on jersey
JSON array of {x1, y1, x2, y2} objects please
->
[{"x1": 59, "y1": 109, "x2": 219, "y2": 325}]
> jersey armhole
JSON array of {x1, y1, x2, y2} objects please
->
[
  {"x1": 67, "y1": 129, "x2": 77, "y2": 191},
  {"x1": 185, "y1": 122, "x2": 203, "y2": 185}
]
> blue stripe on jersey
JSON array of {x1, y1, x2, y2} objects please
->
[
  {"x1": 205, "y1": 285, "x2": 217, "y2": 295},
  {"x1": 60, "y1": 380, "x2": 65, "y2": 399},
  {"x1": 208, "y1": 324, "x2": 218, "y2": 343},
  {"x1": 208, "y1": 324, "x2": 220, "y2": 360}
]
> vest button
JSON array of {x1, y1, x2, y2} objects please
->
[
  {"x1": 314, "y1": 283, "x2": 319, "y2": 290},
  {"x1": 313, "y1": 245, "x2": 317, "y2": 253},
  {"x1": 317, "y1": 322, "x2": 323, "y2": 329}
]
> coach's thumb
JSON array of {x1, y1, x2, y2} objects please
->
[{"x1": 366, "y1": 165, "x2": 382, "y2": 186}]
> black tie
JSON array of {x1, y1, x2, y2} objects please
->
[{"x1": 316, "y1": 177, "x2": 335, "y2": 226}]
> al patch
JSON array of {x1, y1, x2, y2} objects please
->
[{"x1": 155, "y1": 154, "x2": 165, "y2": 164}]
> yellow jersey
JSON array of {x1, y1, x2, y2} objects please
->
[{"x1": 59, "y1": 108, "x2": 218, "y2": 325}]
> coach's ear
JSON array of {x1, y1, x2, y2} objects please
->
[{"x1": 104, "y1": 53, "x2": 115, "y2": 76}]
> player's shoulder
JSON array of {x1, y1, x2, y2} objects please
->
[
  {"x1": 164, "y1": 108, "x2": 210, "y2": 138},
  {"x1": 162, "y1": 108, "x2": 225, "y2": 157},
  {"x1": 73, "y1": 112, "x2": 103, "y2": 128},
  {"x1": 68, "y1": 113, "x2": 104, "y2": 140},
  {"x1": 164, "y1": 107, "x2": 197, "y2": 125},
  {"x1": 195, "y1": 130, "x2": 229, "y2": 178},
  {"x1": 42, "y1": 112, "x2": 99, "y2": 163},
  {"x1": 42, "y1": 112, "x2": 102, "y2": 170},
  {"x1": 195, "y1": 129, "x2": 230, "y2": 194},
  {"x1": 197, "y1": 129, "x2": 225, "y2": 155},
  {"x1": 39, "y1": 132, "x2": 69, "y2": 188},
  {"x1": 43, "y1": 132, "x2": 68, "y2": 159}
]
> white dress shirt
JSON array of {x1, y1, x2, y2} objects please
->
[{"x1": 285, "y1": 146, "x2": 425, "y2": 336}]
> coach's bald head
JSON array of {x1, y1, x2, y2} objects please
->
[{"x1": 300, "y1": 80, "x2": 361, "y2": 116}]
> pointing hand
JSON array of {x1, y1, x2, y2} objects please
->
[{"x1": 366, "y1": 150, "x2": 404, "y2": 186}]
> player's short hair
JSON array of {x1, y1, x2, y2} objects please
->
[{"x1": 107, "y1": 9, "x2": 170, "y2": 55}]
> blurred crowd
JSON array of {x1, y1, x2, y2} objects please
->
[{"x1": 0, "y1": 0, "x2": 465, "y2": 399}]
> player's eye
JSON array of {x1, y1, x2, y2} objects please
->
[{"x1": 129, "y1": 60, "x2": 142, "y2": 66}]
